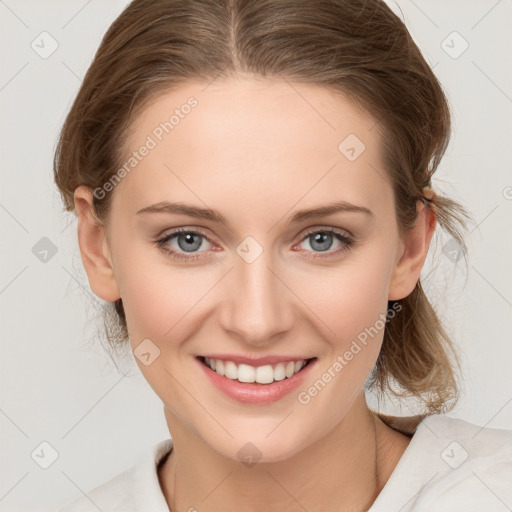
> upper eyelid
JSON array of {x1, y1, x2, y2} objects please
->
[{"x1": 301, "y1": 225, "x2": 353, "y2": 239}]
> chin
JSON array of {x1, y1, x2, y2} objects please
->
[{"x1": 200, "y1": 420, "x2": 315, "y2": 465}]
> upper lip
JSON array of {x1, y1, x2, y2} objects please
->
[{"x1": 199, "y1": 354, "x2": 316, "y2": 366}]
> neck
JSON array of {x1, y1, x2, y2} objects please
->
[{"x1": 158, "y1": 393, "x2": 411, "y2": 512}]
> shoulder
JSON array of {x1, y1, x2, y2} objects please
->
[
  {"x1": 372, "y1": 414, "x2": 512, "y2": 512},
  {"x1": 412, "y1": 415, "x2": 512, "y2": 510},
  {"x1": 422, "y1": 413, "x2": 512, "y2": 455},
  {"x1": 420, "y1": 414, "x2": 512, "y2": 471},
  {"x1": 55, "y1": 439, "x2": 173, "y2": 512}
]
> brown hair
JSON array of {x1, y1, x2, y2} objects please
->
[{"x1": 54, "y1": 0, "x2": 471, "y2": 414}]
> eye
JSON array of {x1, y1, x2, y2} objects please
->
[
  {"x1": 295, "y1": 227, "x2": 354, "y2": 259},
  {"x1": 155, "y1": 228, "x2": 213, "y2": 261},
  {"x1": 154, "y1": 226, "x2": 354, "y2": 262}
]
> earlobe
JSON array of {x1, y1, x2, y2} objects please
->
[
  {"x1": 388, "y1": 194, "x2": 437, "y2": 301},
  {"x1": 74, "y1": 186, "x2": 121, "y2": 302}
]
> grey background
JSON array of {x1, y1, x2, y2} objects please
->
[{"x1": 0, "y1": 1, "x2": 511, "y2": 511}]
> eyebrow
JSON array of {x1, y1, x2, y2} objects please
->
[{"x1": 136, "y1": 200, "x2": 374, "y2": 224}]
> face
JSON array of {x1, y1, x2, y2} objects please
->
[{"x1": 77, "y1": 76, "x2": 430, "y2": 463}]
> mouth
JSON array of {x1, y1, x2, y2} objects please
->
[
  {"x1": 197, "y1": 355, "x2": 317, "y2": 385},
  {"x1": 196, "y1": 354, "x2": 317, "y2": 404}
]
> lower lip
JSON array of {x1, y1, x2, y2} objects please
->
[{"x1": 196, "y1": 357, "x2": 316, "y2": 404}]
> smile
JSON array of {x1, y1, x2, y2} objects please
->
[
  {"x1": 200, "y1": 356, "x2": 314, "y2": 384},
  {"x1": 196, "y1": 355, "x2": 317, "y2": 404}
]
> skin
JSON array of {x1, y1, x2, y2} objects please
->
[{"x1": 74, "y1": 76, "x2": 436, "y2": 512}]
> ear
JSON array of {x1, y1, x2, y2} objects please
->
[
  {"x1": 388, "y1": 190, "x2": 437, "y2": 301},
  {"x1": 74, "y1": 186, "x2": 121, "y2": 302}
]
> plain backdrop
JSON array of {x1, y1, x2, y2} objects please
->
[{"x1": 1, "y1": 1, "x2": 511, "y2": 511}]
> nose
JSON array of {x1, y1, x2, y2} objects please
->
[{"x1": 218, "y1": 248, "x2": 295, "y2": 347}]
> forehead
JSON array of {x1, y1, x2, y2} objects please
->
[{"x1": 114, "y1": 77, "x2": 392, "y2": 220}]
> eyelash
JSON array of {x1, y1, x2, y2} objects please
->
[{"x1": 154, "y1": 226, "x2": 354, "y2": 262}]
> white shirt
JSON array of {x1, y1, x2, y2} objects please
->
[{"x1": 56, "y1": 414, "x2": 512, "y2": 511}]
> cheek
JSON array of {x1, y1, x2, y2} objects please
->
[
  {"x1": 115, "y1": 258, "x2": 209, "y2": 408},
  {"x1": 119, "y1": 262, "x2": 208, "y2": 344},
  {"x1": 298, "y1": 247, "x2": 395, "y2": 344},
  {"x1": 293, "y1": 254, "x2": 394, "y2": 410},
  {"x1": 109, "y1": 232, "x2": 174, "y2": 338}
]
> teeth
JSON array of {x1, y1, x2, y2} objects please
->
[
  {"x1": 273, "y1": 363, "x2": 286, "y2": 381},
  {"x1": 224, "y1": 361, "x2": 238, "y2": 379},
  {"x1": 203, "y1": 357, "x2": 309, "y2": 384},
  {"x1": 238, "y1": 364, "x2": 256, "y2": 383},
  {"x1": 255, "y1": 365, "x2": 274, "y2": 384}
]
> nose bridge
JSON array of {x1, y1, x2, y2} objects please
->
[{"x1": 219, "y1": 242, "x2": 293, "y2": 345}]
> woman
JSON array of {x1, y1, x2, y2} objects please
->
[{"x1": 54, "y1": 0, "x2": 512, "y2": 510}]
